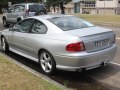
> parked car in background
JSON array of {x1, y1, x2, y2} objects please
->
[
  {"x1": 0, "y1": 15, "x2": 117, "y2": 75},
  {"x1": 2, "y1": 3, "x2": 47, "y2": 27}
]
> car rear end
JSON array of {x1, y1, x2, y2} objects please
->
[
  {"x1": 53, "y1": 29, "x2": 116, "y2": 71},
  {"x1": 47, "y1": 16, "x2": 117, "y2": 71},
  {"x1": 25, "y1": 3, "x2": 46, "y2": 17}
]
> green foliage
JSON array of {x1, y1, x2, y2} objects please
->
[
  {"x1": 0, "y1": 0, "x2": 8, "y2": 2},
  {"x1": 46, "y1": 0, "x2": 59, "y2": 6},
  {"x1": 0, "y1": 0, "x2": 42, "y2": 3},
  {"x1": 46, "y1": 0, "x2": 72, "y2": 6}
]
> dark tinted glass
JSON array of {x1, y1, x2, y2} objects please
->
[
  {"x1": 48, "y1": 16, "x2": 94, "y2": 31},
  {"x1": 14, "y1": 19, "x2": 33, "y2": 32},
  {"x1": 31, "y1": 20, "x2": 47, "y2": 34},
  {"x1": 29, "y1": 4, "x2": 45, "y2": 12}
]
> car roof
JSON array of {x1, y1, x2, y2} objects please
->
[
  {"x1": 14, "y1": 3, "x2": 43, "y2": 5},
  {"x1": 29, "y1": 14, "x2": 74, "y2": 20}
]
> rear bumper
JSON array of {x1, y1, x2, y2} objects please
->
[{"x1": 53, "y1": 44, "x2": 117, "y2": 71}]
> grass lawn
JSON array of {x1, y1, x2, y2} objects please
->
[
  {"x1": 73, "y1": 14, "x2": 120, "y2": 22},
  {"x1": 0, "y1": 54, "x2": 63, "y2": 90},
  {"x1": 73, "y1": 14, "x2": 120, "y2": 26}
]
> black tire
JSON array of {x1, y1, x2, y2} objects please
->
[
  {"x1": 1, "y1": 37, "x2": 9, "y2": 53},
  {"x1": 17, "y1": 18, "x2": 21, "y2": 23},
  {"x1": 3, "y1": 18, "x2": 9, "y2": 27},
  {"x1": 39, "y1": 50, "x2": 56, "y2": 75}
]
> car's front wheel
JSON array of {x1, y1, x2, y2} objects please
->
[
  {"x1": 3, "y1": 18, "x2": 9, "y2": 27},
  {"x1": 39, "y1": 50, "x2": 56, "y2": 75},
  {"x1": 17, "y1": 18, "x2": 21, "y2": 23},
  {"x1": 1, "y1": 37, "x2": 9, "y2": 53}
]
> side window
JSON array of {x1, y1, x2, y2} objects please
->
[
  {"x1": 31, "y1": 20, "x2": 47, "y2": 34},
  {"x1": 9, "y1": 5, "x2": 15, "y2": 12},
  {"x1": 13, "y1": 19, "x2": 34, "y2": 33},
  {"x1": 14, "y1": 5, "x2": 25, "y2": 12},
  {"x1": 19, "y1": 5, "x2": 25, "y2": 12}
]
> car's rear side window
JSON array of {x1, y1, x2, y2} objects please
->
[
  {"x1": 31, "y1": 20, "x2": 47, "y2": 34},
  {"x1": 29, "y1": 4, "x2": 45, "y2": 12},
  {"x1": 13, "y1": 19, "x2": 34, "y2": 33}
]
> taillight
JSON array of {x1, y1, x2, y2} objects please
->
[
  {"x1": 66, "y1": 42, "x2": 85, "y2": 52},
  {"x1": 25, "y1": 9, "x2": 29, "y2": 16}
]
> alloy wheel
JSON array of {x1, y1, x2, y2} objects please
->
[
  {"x1": 2, "y1": 37, "x2": 6, "y2": 51},
  {"x1": 40, "y1": 52, "x2": 52, "y2": 73}
]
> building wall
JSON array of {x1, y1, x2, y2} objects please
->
[
  {"x1": 97, "y1": 8, "x2": 115, "y2": 15},
  {"x1": 65, "y1": 2, "x2": 74, "y2": 13},
  {"x1": 96, "y1": 0, "x2": 117, "y2": 8},
  {"x1": 91, "y1": 8, "x2": 96, "y2": 14},
  {"x1": 73, "y1": 0, "x2": 96, "y2": 14},
  {"x1": 65, "y1": 8, "x2": 74, "y2": 13},
  {"x1": 50, "y1": 0, "x2": 120, "y2": 15},
  {"x1": 50, "y1": 2, "x2": 74, "y2": 14},
  {"x1": 82, "y1": 8, "x2": 96, "y2": 14}
]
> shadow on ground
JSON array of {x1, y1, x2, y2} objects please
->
[{"x1": 0, "y1": 49, "x2": 120, "y2": 90}]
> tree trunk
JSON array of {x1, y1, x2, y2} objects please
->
[{"x1": 60, "y1": 2, "x2": 65, "y2": 14}]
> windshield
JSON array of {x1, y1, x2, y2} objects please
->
[
  {"x1": 48, "y1": 16, "x2": 94, "y2": 31},
  {"x1": 29, "y1": 4, "x2": 45, "y2": 12}
]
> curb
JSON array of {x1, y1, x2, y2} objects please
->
[{"x1": 0, "y1": 51, "x2": 68, "y2": 90}]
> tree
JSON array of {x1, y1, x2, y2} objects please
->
[{"x1": 46, "y1": 0, "x2": 72, "y2": 14}]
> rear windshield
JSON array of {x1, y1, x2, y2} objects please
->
[
  {"x1": 48, "y1": 16, "x2": 94, "y2": 31},
  {"x1": 29, "y1": 4, "x2": 45, "y2": 12}
]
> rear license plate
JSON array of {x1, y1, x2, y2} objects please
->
[{"x1": 95, "y1": 39, "x2": 109, "y2": 47}]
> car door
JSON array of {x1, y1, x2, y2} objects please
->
[
  {"x1": 11, "y1": 5, "x2": 22, "y2": 23},
  {"x1": 24, "y1": 19, "x2": 48, "y2": 58},
  {"x1": 7, "y1": 5, "x2": 21, "y2": 23},
  {"x1": 6, "y1": 5, "x2": 16, "y2": 22},
  {"x1": 12, "y1": 19, "x2": 34, "y2": 55},
  {"x1": 16, "y1": 5, "x2": 25, "y2": 19}
]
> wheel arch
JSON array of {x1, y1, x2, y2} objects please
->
[
  {"x1": 17, "y1": 18, "x2": 22, "y2": 22},
  {"x1": 38, "y1": 48, "x2": 56, "y2": 75},
  {"x1": 0, "y1": 35, "x2": 9, "y2": 53},
  {"x1": 2, "y1": 16, "x2": 6, "y2": 20},
  {"x1": 1, "y1": 35, "x2": 4, "y2": 42},
  {"x1": 38, "y1": 48, "x2": 49, "y2": 60},
  {"x1": 38, "y1": 48, "x2": 56, "y2": 63},
  {"x1": 17, "y1": 16, "x2": 23, "y2": 22}
]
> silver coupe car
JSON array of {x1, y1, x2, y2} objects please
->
[{"x1": 0, "y1": 15, "x2": 117, "y2": 75}]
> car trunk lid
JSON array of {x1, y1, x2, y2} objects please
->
[{"x1": 66, "y1": 26, "x2": 115, "y2": 52}]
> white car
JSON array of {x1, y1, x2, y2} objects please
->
[
  {"x1": 0, "y1": 15, "x2": 117, "y2": 75},
  {"x1": 2, "y1": 3, "x2": 46, "y2": 27}
]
